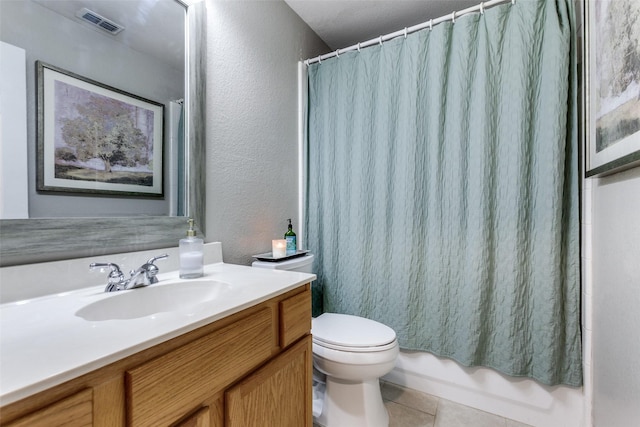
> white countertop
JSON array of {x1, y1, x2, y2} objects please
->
[{"x1": 0, "y1": 262, "x2": 315, "y2": 406}]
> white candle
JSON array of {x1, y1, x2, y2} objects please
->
[{"x1": 272, "y1": 239, "x2": 287, "y2": 258}]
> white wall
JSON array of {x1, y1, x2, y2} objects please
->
[
  {"x1": 204, "y1": 0, "x2": 328, "y2": 265},
  {"x1": 591, "y1": 167, "x2": 640, "y2": 426},
  {"x1": 0, "y1": 42, "x2": 28, "y2": 219}
]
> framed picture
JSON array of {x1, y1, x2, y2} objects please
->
[
  {"x1": 586, "y1": 0, "x2": 640, "y2": 177},
  {"x1": 36, "y1": 61, "x2": 164, "y2": 196}
]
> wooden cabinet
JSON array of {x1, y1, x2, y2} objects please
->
[
  {"x1": 174, "y1": 407, "x2": 211, "y2": 427},
  {"x1": 126, "y1": 306, "x2": 275, "y2": 426},
  {"x1": 4, "y1": 389, "x2": 93, "y2": 427},
  {"x1": 279, "y1": 290, "x2": 312, "y2": 348},
  {"x1": 226, "y1": 336, "x2": 313, "y2": 427},
  {"x1": 1, "y1": 284, "x2": 312, "y2": 427}
]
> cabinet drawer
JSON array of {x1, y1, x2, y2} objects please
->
[
  {"x1": 126, "y1": 307, "x2": 274, "y2": 426},
  {"x1": 279, "y1": 288, "x2": 311, "y2": 348},
  {"x1": 5, "y1": 389, "x2": 92, "y2": 427}
]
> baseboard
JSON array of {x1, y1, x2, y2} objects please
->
[{"x1": 383, "y1": 350, "x2": 585, "y2": 427}]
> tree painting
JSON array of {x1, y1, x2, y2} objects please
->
[
  {"x1": 54, "y1": 80, "x2": 156, "y2": 186},
  {"x1": 595, "y1": 0, "x2": 640, "y2": 152}
]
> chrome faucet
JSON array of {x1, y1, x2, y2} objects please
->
[
  {"x1": 90, "y1": 254, "x2": 169, "y2": 292},
  {"x1": 89, "y1": 262, "x2": 126, "y2": 292},
  {"x1": 126, "y1": 254, "x2": 169, "y2": 289}
]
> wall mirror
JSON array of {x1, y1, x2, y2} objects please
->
[{"x1": 0, "y1": 0, "x2": 206, "y2": 266}]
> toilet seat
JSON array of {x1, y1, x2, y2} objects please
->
[
  {"x1": 312, "y1": 313, "x2": 397, "y2": 353},
  {"x1": 313, "y1": 338, "x2": 398, "y2": 353}
]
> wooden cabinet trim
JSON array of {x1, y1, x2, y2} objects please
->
[
  {"x1": 172, "y1": 406, "x2": 210, "y2": 427},
  {"x1": 93, "y1": 376, "x2": 125, "y2": 427},
  {"x1": 4, "y1": 388, "x2": 93, "y2": 427}
]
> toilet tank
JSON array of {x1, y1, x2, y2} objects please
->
[{"x1": 252, "y1": 254, "x2": 314, "y2": 273}]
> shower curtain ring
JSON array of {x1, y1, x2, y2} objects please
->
[
  {"x1": 404, "y1": 27, "x2": 408, "y2": 39},
  {"x1": 429, "y1": 19, "x2": 433, "y2": 31},
  {"x1": 357, "y1": 42, "x2": 361, "y2": 52},
  {"x1": 379, "y1": 35, "x2": 383, "y2": 46},
  {"x1": 318, "y1": 55, "x2": 322, "y2": 64},
  {"x1": 480, "y1": 2, "x2": 484, "y2": 15},
  {"x1": 451, "y1": 11, "x2": 456, "y2": 23},
  {"x1": 335, "y1": 49, "x2": 340, "y2": 58},
  {"x1": 511, "y1": 0, "x2": 515, "y2": 4}
]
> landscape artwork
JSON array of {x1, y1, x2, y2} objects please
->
[
  {"x1": 587, "y1": 0, "x2": 640, "y2": 176},
  {"x1": 37, "y1": 62, "x2": 164, "y2": 196}
]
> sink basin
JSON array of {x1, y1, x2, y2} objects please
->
[{"x1": 76, "y1": 280, "x2": 236, "y2": 321}]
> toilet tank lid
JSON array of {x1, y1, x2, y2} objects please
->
[{"x1": 312, "y1": 313, "x2": 397, "y2": 348}]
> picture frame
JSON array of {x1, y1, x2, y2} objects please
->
[
  {"x1": 585, "y1": 0, "x2": 640, "y2": 177},
  {"x1": 36, "y1": 61, "x2": 165, "y2": 196}
]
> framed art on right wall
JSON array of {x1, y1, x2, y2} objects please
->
[{"x1": 586, "y1": 0, "x2": 640, "y2": 177}]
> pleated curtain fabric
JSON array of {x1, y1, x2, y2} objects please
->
[{"x1": 305, "y1": 0, "x2": 581, "y2": 386}]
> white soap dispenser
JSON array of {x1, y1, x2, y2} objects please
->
[{"x1": 180, "y1": 218, "x2": 204, "y2": 279}]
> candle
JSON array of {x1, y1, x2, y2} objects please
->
[{"x1": 272, "y1": 239, "x2": 287, "y2": 258}]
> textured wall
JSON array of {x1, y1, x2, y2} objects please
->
[
  {"x1": 592, "y1": 167, "x2": 640, "y2": 426},
  {"x1": 205, "y1": 0, "x2": 327, "y2": 265}
]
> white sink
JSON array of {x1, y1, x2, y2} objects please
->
[{"x1": 75, "y1": 280, "x2": 236, "y2": 321}]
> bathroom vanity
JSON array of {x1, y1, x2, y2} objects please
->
[{"x1": 0, "y1": 261, "x2": 314, "y2": 426}]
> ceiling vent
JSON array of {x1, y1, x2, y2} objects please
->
[{"x1": 75, "y1": 8, "x2": 124, "y2": 35}]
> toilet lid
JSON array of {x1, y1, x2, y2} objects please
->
[{"x1": 312, "y1": 313, "x2": 397, "y2": 349}]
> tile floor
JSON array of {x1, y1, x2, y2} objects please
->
[{"x1": 314, "y1": 381, "x2": 532, "y2": 427}]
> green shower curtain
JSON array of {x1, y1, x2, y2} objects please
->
[{"x1": 305, "y1": 0, "x2": 581, "y2": 386}]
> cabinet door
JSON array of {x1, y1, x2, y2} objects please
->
[
  {"x1": 126, "y1": 307, "x2": 274, "y2": 426},
  {"x1": 175, "y1": 407, "x2": 210, "y2": 427},
  {"x1": 225, "y1": 335, "x2": 312, "y2": 427},
  {"x1": 5, "y1": 389, "x2": 93, "y2": 427}
]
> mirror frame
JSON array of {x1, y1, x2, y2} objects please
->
[{"x1": 0, "y1": 1, "x2": 206, "y2": 267}]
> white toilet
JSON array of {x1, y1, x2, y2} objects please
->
[
  {"x1": 312, "y1": 312, "x2": 399, "y2": 427},
  {"x1": 252, "y1": 253, "x2": 399, "y2": 427}
]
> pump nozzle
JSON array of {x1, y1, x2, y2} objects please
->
[{"x1": 187, "y1": 218, "x2": 196, "y2": 237}]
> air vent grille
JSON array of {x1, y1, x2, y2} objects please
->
[{"x1": 75, "y1": 8, "x2": 124, "y2": 35}]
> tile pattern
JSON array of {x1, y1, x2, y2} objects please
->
[{"x1": 314, "y1": 381, "x2": 533, "y2": 427}]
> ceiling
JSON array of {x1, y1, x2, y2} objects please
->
[
  {"x1": 285, "y1": 0, "x2": 481, "y2": 50},
  {"x1": 34, "y1": 0, "x2": 481, "y2": 70},
  {"x1": 32, "y1": 0, "x2": 185, "y2": 71}
]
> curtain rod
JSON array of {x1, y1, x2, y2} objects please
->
[{"x1": 304, "y1": 0, "x2": 513, "y2": 65}]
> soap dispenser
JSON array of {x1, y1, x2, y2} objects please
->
[
  {"x1": 284, "y1": 218, "x2": 297, "y2": 255},
  {"x1": 180, "y1": 218, "x2": 203, "y2": 279}
]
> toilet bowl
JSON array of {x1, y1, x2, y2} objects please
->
[{"x1": 312, "y1": 313, "x2": 399, "y2": 427}]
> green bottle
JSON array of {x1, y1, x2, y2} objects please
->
[{"x1": 285, "y1": 219, "x2": 297, "y2": 255}]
